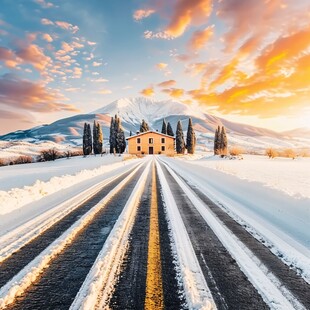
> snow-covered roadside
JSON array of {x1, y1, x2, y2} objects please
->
[
  {"x1": 0, "y1": 156, "x2": 136, "y2": 215},
  {"x1": 0, "y1": 160, "x2": 142, "y2": 263},
  {"x1": 156, "y1": 160, "x2": 215, "y2": 310},
  {"x1": 70, "y1": 160, "x2": 151, "y2": 310},
  {"x1": 178, "y1": 154, "x2": 310, "y2": 199},
  {"x1": 0, "y1": 162, "x2": 142, "y2": 308},
  {"x1": 162, "y1": 160, "x2": 304, "y2": 310},
  {"x1": 161, "y1": 157, "x2": 310, "y2": 284}
]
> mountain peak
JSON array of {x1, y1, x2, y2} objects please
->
[{"x1": 92, "y1": 97, "x2": 204, "y2": 125}]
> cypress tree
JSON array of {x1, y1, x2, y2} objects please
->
[
  {"x1": 161, "y1": 119, "x2": 167, "y2": 134},
  {"x1": 96, "y1": 122, "x2": 103, "y2": 154},
  {"x1": 109, "y1": 116, "x2": 115, "y2": 153},
  {"x1": 129, "y1": 130, "x2": 132, "y2": 137},
  {"x1": 214, "y1": 125, "x2": 221, "y2": 155},
  {"x1": 186, "y1": 118, "x2": 196, "y2": 154},
  {"x1": 115, "y1": 115, "x2": 126, "y2": 154},
  {"x1": 176, "y1": 120, "x2": 185, "y2": 154},
  {"x1": 220, "y1": 126, "x2": 228, "y2": 156},
  {"x1": 87, "y1": 123, "x2": 92, "y2": 155},
  {"x1": 167, "y1": 122, "x2": 174, "y2": 136},
  {"x1": 140, "y1": 119, "x2": 149, "y2": 132},
  {"x1": 82, "y1": 123, "x2": 88, "y2": 156},
  {"x1": 93, "y1": 120, "x2": 98, "y2": 155}
]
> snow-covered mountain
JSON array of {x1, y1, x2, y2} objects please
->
[{"x1": 0, "y1": 97, "x2": 309, "y2": 151}]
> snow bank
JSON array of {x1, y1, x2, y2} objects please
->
[
  {"x1": 162, "y1": 161, "x2": 304, "y2": 310},
  {"x1": 156, "y1": 160, "x2": 215, "y2": 310},
  {"x1": 179, "y1": 154, "x2": 310, "y2": 199},
  {"x1": 0, "y1": 163, "x2": 141, "y2": 308},
  {"x1": 70, "y1": 160, "x2": 151, "y2": 310},
  {"x1": 0, "y1": 156, "x2": 135, "y2": 215}
]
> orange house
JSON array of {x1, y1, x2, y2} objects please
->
[{"x1": 126, "y1": 131, "x2": 175, "y2": 155}]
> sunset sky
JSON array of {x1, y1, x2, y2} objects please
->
[{"x1": 0, "y1": 0, "x2": 310, "y2": 135}]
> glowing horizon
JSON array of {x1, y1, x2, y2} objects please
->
[{"x1": 0, "y1": 0, "x2": 310, "y2": 135}]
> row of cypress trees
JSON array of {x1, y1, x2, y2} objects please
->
[
  {"x1": 214, "y1": 125, "x2": 228, "y2": 155},
  {"x1": 82, "y1": 120, "x2": 103, "y2": 156},
  {"x1": 161, "y1": 119, "x2": 174, "y2": 137},
  {"x1": 175, "y1": 118, "x2": 196, "y2": 154},
  {"x1": 109, "y1": 115, "x2": 126, "y2": 154}
]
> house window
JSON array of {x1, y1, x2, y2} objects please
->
[
  {"x1": 137, "y1": 138, "x2": 141, "y2": 144},
  {"x1": 161, "y1": 138, "x2": 165, "y2": 143},
  {"x1": 149, "y1": 138, "x2": 153, "y2": 144},
  {"x1": 137, "y1": 146, "x2": 141, "y2": 151},
  {"x1": 161, "y1": 146, "x2": 165, "y2": 151}
]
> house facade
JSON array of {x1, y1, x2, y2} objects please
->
[{"x1": 126, "y1": 131, "x2": 175, "y2": 155}]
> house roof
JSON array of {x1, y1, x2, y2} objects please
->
[{"x1": 126, "y1": 130, "x2": 175, "y2": 140}]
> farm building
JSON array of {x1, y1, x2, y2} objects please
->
[{"x1": 126, "y1": 131, "x2": 175, "y2": 155}]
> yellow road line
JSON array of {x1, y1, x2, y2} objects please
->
[{"x1": 144, "y1": 163, "x2": 164, "y2": 310}]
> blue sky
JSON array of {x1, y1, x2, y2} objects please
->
[{"x1": 0, "y1": 0, "x2": 310, "y2": 134}]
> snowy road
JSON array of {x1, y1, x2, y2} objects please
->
[{"x1": 0, "y1": 156, "x2": 309, "y2": 309}]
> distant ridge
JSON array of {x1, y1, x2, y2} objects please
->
[{"x1": 0, "y1": 97, "x2": 308, "y2": 150}]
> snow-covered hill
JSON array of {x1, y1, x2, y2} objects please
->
[{"x1": 0, "y1": 97, "x2": 309, "y2": 152}]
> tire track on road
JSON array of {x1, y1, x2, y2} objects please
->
[
  {"x1": 0, "y1": 164, "x2": 138, "y2": 288},
  {"x1": 161, "y1": 158, "x2": 310, "y2": 309},
  {"x1": 159, "y1": 160, "x2": 268, "y2": 310},
  {"x1": 1, "y1": 164, "x2": 145, "y2": 309}
]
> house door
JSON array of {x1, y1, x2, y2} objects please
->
[{"x1": 149, "y1": 147, "x2": 154, "y2": 154}]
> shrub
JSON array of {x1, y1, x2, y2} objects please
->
[
  {"x1": 40, "y1": 148, "x2": 59, "y2": 161},
  {"x1": 14, "y1": 155, "x2": 33, "y2": 164},
  {"x1": 0, "y1": 158, "x2": 6, "y2": 167},
  {"x1": 229, "y1": 146, "x2": 243, "y2": 156},
  {"x1": 265, "y1": 148, "x2": 278, "y2": 159},
  {"x1": 282, "y1": 148, "x2": 296, "y2": 159}
]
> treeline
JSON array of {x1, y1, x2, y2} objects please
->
[
  {"x1": 82, "y1": 120, "x2": 104, "y2": 156},
  {"x1": 214, "y1": 125, "x2": 228, "y2": 156}
]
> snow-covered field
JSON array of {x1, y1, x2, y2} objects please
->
[
  {"x1": 0, "y1": 140, "x2": 81, "y2": 163},
  {"x1": 179, "y1": 153, "x2": 310, "y2": 199},
  {"x1": 161, "y1": 154, "x2": 310, "y2": 282}
]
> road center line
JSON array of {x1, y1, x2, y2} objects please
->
[{"x1": 144, "y1": 162, "x2": 164, "y2": 310}]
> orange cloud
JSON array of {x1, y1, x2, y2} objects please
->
[
  {"x1": 97, "y1": 89, "x2": 112, "y2": 95},
  {"x1": 42, "y1": 33, "x2": 53, "y2": 42},
  {"x1": 55, "y1": 21, "x2": 79, "y2": 33},
  {"x1": 162, "y1": 88, "x2": 184, "y2": 98},
  {"x1": 72, "y1": 67, "x2": 82, "y2": 78},
  {"x1": 140, "y1": 87, "x2": 154, "y2": 96},
  {"x1": 188, "y1": 25, "x2": 214, "y2": 50},
  {"x1": 41, "y1": 18, "x2": 54, "y2": 25},
  {"x1": 0, "y1": 74, "x2": 79, "y2": 113},
  {"x1": 185, "y1": 62, "x2": 207, "y2": 76},
  {"x1": 156, "y1": 62, "x2": 168, "y2": 70},
  {"x1": 166, "y1": 0, "x2": 212, "y2": 37},
  {"x1": 16, "y1": 44, "x2": 51, "y2": 72},
  {"x1": 0, "y1": 47, "x2": 22, "y2": 68},
  {"x1": 157, "y1": 79, "x2": 176, "y2": 88},
  {"x1": 133, "y1": 9, "x2": 155, "y2": 21}
]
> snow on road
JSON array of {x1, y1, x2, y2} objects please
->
[
  {"x1": 162, "y1": 160, "x2": 304, "y2": 310},
  {"x1": 161, "y1": 155, "x2": 310, "y2": 284},
  {"x1": 0, "y1": 162, "x2": 142, "y2": 309},
  {"x1": 71, "y1": 160, "x2": 151, "y2": 310},
  {"x1": 156, "y1": 160, "x2": 215, "y2": 310}
]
